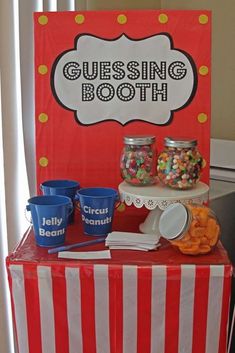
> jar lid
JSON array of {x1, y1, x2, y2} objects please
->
[
  {"x1": 159, "y1": 203, "x2": 190, "y2": 240},
  {"x1": 164, "y1": 137, "x2": 197, "y2": 148},
  {"x1": 123, "y1": 135, "x2": 156, "y2": 145}
]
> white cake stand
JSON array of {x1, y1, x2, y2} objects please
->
[{"x1": 118, "y1": 181, "x2": 209, "y2": 236}]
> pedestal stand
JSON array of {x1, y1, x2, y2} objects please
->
[{"x1": 119, "y1": 181, "x2": 209, "y2": 237}]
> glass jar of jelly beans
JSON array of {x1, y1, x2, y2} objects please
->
[
  {"x1": 157, "y1": 137, "x2": 204, "y2": 189},
  {"x1": 159, "y1": 203, "x2": 220, "y2": 255},
  {"x1": 120, "y1": 135, "x2": 157, "y2": 186}
]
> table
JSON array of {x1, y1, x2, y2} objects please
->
[
  {"x1": 119, "y1": 181, "x2": 209, "y2": 235},
  {"x1": 6, "y1": 209, "x2": 232, "y2": 353}
]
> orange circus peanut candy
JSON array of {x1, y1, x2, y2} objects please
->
[
  {"x1": 198, "y1": 208, "x2": 209, "y2": 226},
  {"x1": 189, "y1": 220, "x2": 199, "y2": 233},
  {"x1": 189, "y1": 206, "x2": 200, "y2": 217},
  {"x1": 191, "y1": 237, "x2": 201, "y2": 246},
  {"x1": 180, "y1": 244, "x2": 200, "y2": 255},
  {"x1": 190, "y1": 226, "x2": 205, "y2": 238},
  {"x1": 200, "y1": 236, "x2": 209, "y2": 245},
  {"x1": 199, "y1": 245, "x2": 211, "y2": 254},
  {"x1": 209, "y1": 237, "x2": 218, "y2": 247},
  {"x1": 209, "y1": 225, "x2": 220, "y2": 246},
  {"x1": 205, "y1": 218, "x2": 218, "y2": 239},
  {"x1": 178, "y1": 241, "x2": 193, "y2": 250}
]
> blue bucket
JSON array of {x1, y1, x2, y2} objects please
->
[
  {"x1": 40, "y1": 180, "x2": 80, "y2": 223},
  {"x1": 76, "y1": 187, "x2": 118, "y2": 236},
  {"x1": 26, "y1": 195, "x2": 73, "y2": 247}
]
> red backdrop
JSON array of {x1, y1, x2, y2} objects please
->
[{"x1": 34, "y1": 10, "x2": 211, "y2": 192}]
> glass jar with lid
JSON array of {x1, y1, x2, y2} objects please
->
[
  {"x1": 157, "y1": 137, "x2": 204, "y2": 189},
  {"x1": 159, "y1": 203, "x2": 220, "y2": 255},
  {"x1": 120, "y1": 135, "x2": 157, "y2": 186}
]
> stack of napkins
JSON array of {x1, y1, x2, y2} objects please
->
[{"x1": 105, "y1": 231, "x2": 160, "y2": 251}]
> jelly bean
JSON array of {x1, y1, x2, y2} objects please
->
[
  {"x1": 157, "y1": 139, "x2": 204, "y2": 190},
  {"x1": 120, "y1": 136, "x2": 157, "y2": 186}
]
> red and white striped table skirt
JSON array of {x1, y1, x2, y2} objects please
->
[{"x1": 8, "y1": 263, "x2": 232, "y2": 353}]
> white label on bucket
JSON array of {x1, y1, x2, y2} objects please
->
[
  {"x1": 42, "y1": 217, "x2": 63, "y2": 226},
  {"x1": 39, "y1": 228, "x2": 65, "y2": 237},
  {"x1": 58, "y1": 250, "x2": 111, "y2": 259},
  {"x1": 83, "y1": 206, "x2": 108, "y2": 215},
  {"x1": 39, "y1": 217, "x2": 65, "y2": 237},
  {"x1": 81, "y1": 214, "x2": 112, "y2": 226}
]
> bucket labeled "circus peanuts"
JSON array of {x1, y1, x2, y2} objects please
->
[{"x1": 75, "y1": 187, "x2": 119, "y2": 236}]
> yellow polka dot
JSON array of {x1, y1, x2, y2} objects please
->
[
  {"x1": 117, "y1": 14, "x2": 127, "y2": 25},
  {"x1": 38, "y1": 65, "x2": 48, "y2": 75},
  {"x1": 197, "y1": 113, "x2": 208, "y2": 123},
  {"x1": 38, "y1": 15, "x2": 48, "y2": 25},
  {"x1": 199, "y1": 66, "x2": 209, "y2": 76},
  {"x1": 39, "y1": 157, "x2": 48, "y2": 167},
  {"x1": 158, "y1": 13, "x2": 168, "y2": 24},
  {"x1": 38, "y1": 113, "x2": 48, "y2": 123},
  {"x1": 117, "y1": 203, "x2": 126, "y2": 212},
  {"x1": 199, "y1": 14, "x2": 208, "y2": 24},
  {"x1": 75, "y1": 14, "x2": 85, "y2": 24}
]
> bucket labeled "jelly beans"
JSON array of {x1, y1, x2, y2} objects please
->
[
  {"x1": 159, "y1": 203, "x2": 220, "y2": 255},
  {"x1": 157, "y1": 137, "x2": 204, "y2": 189},
  {"x1": 120, "y1": 135, "x2": 157, "y2": 186}
]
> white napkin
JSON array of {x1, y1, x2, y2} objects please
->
[{"x1": 105, "y1": 231, "x2": 160, "y2": 251}]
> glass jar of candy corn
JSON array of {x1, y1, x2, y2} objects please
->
[
  {"x1": 157, "y1": 137, "x2": 204, "y2": 189},
  {"x1": 120, "y1": 135, "x2": 157, "y2": 186},
  {"x1": 159, "y1": 203, "x2": 220, "y2": 255}
]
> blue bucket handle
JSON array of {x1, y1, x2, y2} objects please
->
[
  {"x1": 74, "y1": 193, "x2": 80, "y2": 202},
  {"x1": 67, "y1": 201, "x2": 74, "y2": 215},
  {"x1": 74, "y1": 194, "x2": 81, "y2": 211},
  {"x1": 114, "y1": 194, "x2": 121, "y2": 209},
  {"x1": 39, "y1": 184, "x2": 43, "y2": 195},
  {"x1": 25, "y1": 204, "x2": 32, "y2": 224}
]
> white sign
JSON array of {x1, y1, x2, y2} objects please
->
[{"x1": 52, "y1": 34, "x2": 197, "y2": 125}]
